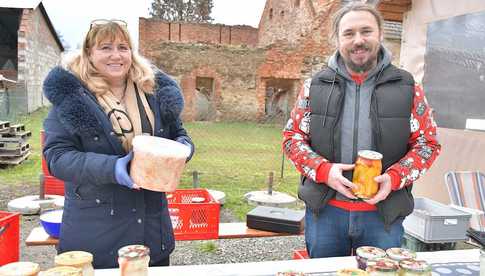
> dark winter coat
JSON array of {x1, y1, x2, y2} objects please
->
[{"x1": 42, "y1": 66, "x2": 194, "y2": 268}]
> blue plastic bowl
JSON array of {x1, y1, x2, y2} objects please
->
[{"x1": 40, "y1": 209, "x2": 63, "y2": 238}]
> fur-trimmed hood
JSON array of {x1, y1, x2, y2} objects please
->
[{"x1": 43, "y1": 66, "x2": 184, "y2": 135}]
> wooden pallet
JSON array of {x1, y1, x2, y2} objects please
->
[
  {"x1": 0, "y1": 130, "x2": 31, "y2": 140},
  {"x1": 8, "y1": 124, "x2": 25, "y2": 135},
  {"x1": 0, "y1": 143, "x2": 30, "y2": 157},
  {"x1": 0, "y1": 150, "x2": 31, "y2": 165},
  {"x1": 0, "y1": 121, "x2": 10, "y2": 134},
  {"x1": 0, "y1": 138, "x2": 23, "y2": 150}
]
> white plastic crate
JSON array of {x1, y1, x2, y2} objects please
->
[{"x1": 403, "y1": 197, "x2": 471, "y2": 243}]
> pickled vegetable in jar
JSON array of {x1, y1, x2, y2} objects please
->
[
  {"x1": 399, "y1": 259, "x2": 431, "y2": 276},
  {"x1": 352, "y1": 150, "x2": 383, "y2": 199},
  {"x1": 0, "y1": 261, "x2": 40, "y2": 276},
  {"x1": 366, "y1": 258, "x2": 399, "y2": 276},
  {"x1": 385, "y1": 248, "x2": 416, "y2": 262},
  {"x1": 54, "y1": 251, "x2": 94, "y2": 276},
  {"x1": 356, "y1": 246, "x2": 387, "y2": 270},
  {"x1": 118, "y1": 244, "x2": 150, "y2": 276}
]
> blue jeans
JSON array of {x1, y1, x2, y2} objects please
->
[{"x1": 305, "y1": 205, "x2": 404, "y2": 258}]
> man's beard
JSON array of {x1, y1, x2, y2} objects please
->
[{"x1": 345, "y1": 45, "x2": 378, "y2": 73}]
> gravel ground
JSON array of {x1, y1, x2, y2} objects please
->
[{"x1": 0, "y1": 183, "x2": 305, "y2": 270}]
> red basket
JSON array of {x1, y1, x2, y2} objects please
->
[
  {"x1": 166, "y1": 189, "x2": 220, "y2": 240},
  {"x1": 0, "y1": 211, "x2": 20, "y2": 265},
  {"x1": 43, "y1": 174, "x2": 65, "y2": 196},
  {"x1": 292, "y1": 248, "x2": 309, "y2": 260}
]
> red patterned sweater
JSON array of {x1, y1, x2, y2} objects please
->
[{"x1": 283, "y1": 78, "x2": 441, "y2": 211}]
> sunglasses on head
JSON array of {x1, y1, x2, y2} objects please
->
[{"x1": 89, "y1": 19, "x2": 127, "y2": 30}]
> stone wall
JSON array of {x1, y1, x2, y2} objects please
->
[
  {"x1": 17, "y1": 7, "x2": 62, "y2": 113},
  {"x1": 142, "y1": 42, "x2": 266, "y2": 121},
  {"x1": 139, "y1": 18, "x2": 259, "y2": 50}
]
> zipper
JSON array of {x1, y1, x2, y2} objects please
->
[{"x1": 352, "y1": 84, "x2": 361, "y2": 162}]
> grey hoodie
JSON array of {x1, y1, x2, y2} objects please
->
[{"x1": 327, "y1": 47, "x2": 393, "y2": 199}]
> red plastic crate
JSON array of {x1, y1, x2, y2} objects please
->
[
  {"x1": 292, "y1": 248, "x2": 309, "y2": 260},
  {"x1": 166, "y1": 189, "x2": 220, "y2": 240},
  {"x1": 0, "y1": 211, "x2": 20, "y2": 265},
  {"x1": 43, "y1": 174, "x2": 65, "y2": 196},
  {"x1": 40, "y1": 130, "x2": 50, "y2": 175}
]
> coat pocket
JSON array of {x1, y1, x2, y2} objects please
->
[{"x1": 298, "y1": 176, "x2": 334, "y2": 213}]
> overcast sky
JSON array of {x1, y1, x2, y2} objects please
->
[{"x1": 42, "y1": 0, "x2": 266, "y2": 51}]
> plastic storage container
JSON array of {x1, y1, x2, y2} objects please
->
[
  {"x1": 131, "y1": 136, "x2": 190, "y2": 192},
  {"x1": 292, "y1": 249, "x2": 309, "y2": 260},
  {"x1": 40, "y1": 130, "x2": 65, "y2": 196},
  {"x1": 166, "y1": 189, "x2": 220, "y2": 240},
  {"x1": 0, "y1": 211, "x2": 20, "y2": 265},
  {"x1": 403, "y1": 197, "x2": 471, "y2": 243}
]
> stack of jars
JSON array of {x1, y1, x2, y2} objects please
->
[{"x1": 354, "y1": 246, "x2": 431, "y2": 276}]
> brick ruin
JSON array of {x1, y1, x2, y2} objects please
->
[{"x1": 139, "y1": 0, "x2": 410, "y2": 122}]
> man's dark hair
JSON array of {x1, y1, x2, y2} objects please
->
[{"x1": 330, "y1": 2, "x2": 384, "y2": 44}]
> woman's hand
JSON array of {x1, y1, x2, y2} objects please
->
[{"x1": 114, "y1": 152, "x2": 139, "y2": 189}]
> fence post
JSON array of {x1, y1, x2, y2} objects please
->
[
  {"x1": 267, "y1": 171, "x2": 274, "y2": 195},
  {"x1": 192, "y1": 170, "x2": 200, "y2": 188}
]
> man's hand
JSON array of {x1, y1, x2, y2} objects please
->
[
  {"x1": 327, "y1": 164, "x2": 357, "y2": 199},
  {"x1": 364, "y1": 173, "x2": 392, "y2": 205}
]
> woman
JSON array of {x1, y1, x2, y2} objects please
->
[{"x1": 42, "y1": 19, "x2": 194, "y2": 268}]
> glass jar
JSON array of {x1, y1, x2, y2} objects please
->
[
  {"x1": 356, "y1": 246, "x2": 387, "y2": 270},
  {"x1": 118, "y1": 244, "x2": 150, "y2": 276},
  {"x1": 0, "y1": 261, "x2": 40, "y2": 276},
  {"x1": 39, "y1": 266, "x2": 82, "y2": 276},
  {"x1": 336, "y1": 268, "x2": 368, "y2": 276},
  {"x1": 386, "y1": 248, "x2": 416, "y2": 262},
  {"x1": 366, "y1": 258, "x2": 400, "y2": 276},
  {"x1": 399, "y1": 259, "x2": 431, "y2": 276},
  {"x1": 352, "y1": 150, "x2": 383, "y2": 199},
  {"x1": 54, "y1": 251, "x2": 94, "y2": 276}
]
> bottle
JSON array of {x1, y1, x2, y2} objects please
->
[
  {"x1": 118, "y1": 244, "x2": 150, "y2": 276},
  {"x1": 54, "y1": 251, "x2": 94, "y2": 276}
]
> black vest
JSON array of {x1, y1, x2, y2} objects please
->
[{"x1": 299, "y1": 64, "x2": 416, "y2": 228}]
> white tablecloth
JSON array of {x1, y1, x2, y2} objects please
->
[{"x1": 95, "y1": 249, "x2": 480, "y2": 276}]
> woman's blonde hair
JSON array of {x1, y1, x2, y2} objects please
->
[{"x1": 66, "y1": 21, "x2": 155, "y2": 95}]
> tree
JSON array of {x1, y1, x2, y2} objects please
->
[{"x1": 149, "y1": 0, "x2": 214, "y2": 23}]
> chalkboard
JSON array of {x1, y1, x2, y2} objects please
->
[{"x1": 423, "y1": 11, "x2": 485, "y2": 129}]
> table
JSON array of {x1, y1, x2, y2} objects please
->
[
  {"x1": 25, "y1": 223, "x2": 303, "y2": 246},
  {"x1": 93, "y1": 249, "x2": 480, "y2": 276}
]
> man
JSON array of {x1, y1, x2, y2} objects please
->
[{"x1": 283, "y1": 3, "x2": 440, "y2": 258}]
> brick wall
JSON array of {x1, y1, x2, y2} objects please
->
[
  {"x1": 17, "y1": 7, "x2": 62, "y2": 113},
  {"x1": 139, "y1": 18, "x2": 258, "y2": 52},
  {"x1": 143, "y1": 42, "x2": 266, "y2": 121}
]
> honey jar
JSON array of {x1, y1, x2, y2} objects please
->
[
  {"x1": 352, "y1": 150, "x2": 383, "y2": 199},
  {"x1": 54, "y1": 251, "x2": 94, "y2": 276},
  {"x1": 0, "y1": 262, "x2": 40, "y2": 276},
  {"x1": 118, "y1": 244, "x2": 150, "y2": 276}
]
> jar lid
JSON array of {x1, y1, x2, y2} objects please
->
[
  {"x1": 118, "y1": 244, "x2": 150, "y2": 259},
  {"x1": 386, "y1": 247, "x2": 416, "y2": 261},
  {"x1": 55, "y1": 251, "x2": 93, "y2": 266},
  {"x1": 358, "y1": 150, "x2": 383, "y2": 160},
  {"x1": 366, "y1": 258, "x2": 399, "y2": 272},
  {"x1": 399, "y1": 259, "x2": 431, "y2": 272},
  {"x1": 39, "y1": 266, "x2": 82, "y2": 276},
  {"x1": 356, "y1": 246, "x2": 386, "y2": 259},
  {"x1": 0, "y1": 262, "x2": 40, "y2": 275},
  {"x1": 336, "y1": 268, "x2": 368, "y2": 276}
]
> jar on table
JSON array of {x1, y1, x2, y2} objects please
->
[
  {"x1": 336, "y1": 268, "x2": 368, "y2": 276},
  {"x1": 118, "y1": 244, "x2": 150, "y2": 276},
  {"x1": 366, "y1": 258, "x2": 400, "y2": 276},
  {"x1": 399, "y1": 259, "x2": 431, "y2": 276},
  {"x1": 356, "y1": 246, "x2": 387, "y2": 270},
  {"x1": 54, "y1": 251, "x2": 94, "y2": 276},
  {"x1": 385, "y1": 248, "x2": 416, "y2": 262},
  {"x1": 0, "y1": 261, "x2": 40, "y2": 276},
  {"x1": 38, "y1": 266, "x2": 82, "y2": 276}
]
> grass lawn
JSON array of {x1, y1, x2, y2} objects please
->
[{"x1": 0, "y1": 108, "x2": 301, "y2": 220}]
